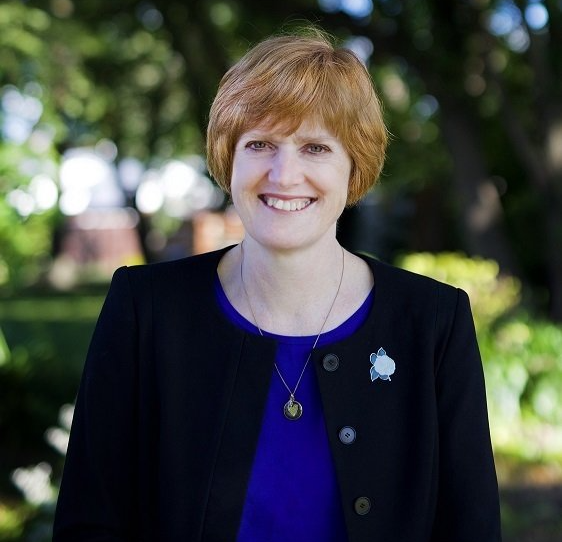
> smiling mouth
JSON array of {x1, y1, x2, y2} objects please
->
[{"x1": 259, "y1": 195, "x2": 316, "y2": 212}]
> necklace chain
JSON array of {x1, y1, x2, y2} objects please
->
[{"x1": 240, "y1": 242, "x2": 345, "y2": 419}]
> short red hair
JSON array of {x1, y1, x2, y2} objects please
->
[{"x1": 206, "y1": 29, "x2": 388, "y2": 206}]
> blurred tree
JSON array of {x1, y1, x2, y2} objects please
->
[
  {"x1": 289, "y1": 0, "x2": 562, "y2": 317},
  {"x1": 0, "y1": 2, "x2": 64, "y2": 288},
  {"x1": 490, "y1": 0, "x2": 562, "y2": 319},
  {"x1": 1, "y1": 0, "x2": 560, "y2": 319}
]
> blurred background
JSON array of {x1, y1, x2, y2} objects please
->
[{"x1": 0, "y1": 0, "x2": 561, "y2": 539}]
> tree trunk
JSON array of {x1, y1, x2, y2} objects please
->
[{"x1": 437, "y1": 99, "x2": 518, "y2": 273}]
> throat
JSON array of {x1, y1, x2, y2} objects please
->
[{"x1": 239, "y1": 243, "x2": 346, "y2": 337}]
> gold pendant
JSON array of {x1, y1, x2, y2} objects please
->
[{"x1": 283, "y1": 396, "x2": 303, "y2": 420}]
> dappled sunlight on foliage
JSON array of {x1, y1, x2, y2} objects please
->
[
  {"x1": 481, "y1": 317, "x2": 562, "y2": 460},
  {"x1": 0, "y1": 139, "x2": 60, "y2": 290},
  {"x1": 397, "y1": 252, "x2": 521, "y2": 330},
  {"x1": 398, "y1": 252, "x2": 562, "y2": 466},
  {"x1": 0, "y1": 502, "x2": 25, "y2": 540}
]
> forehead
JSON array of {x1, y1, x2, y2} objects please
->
[{"x1": 240, "y1": 115, "x2": 338, "y2": 140}]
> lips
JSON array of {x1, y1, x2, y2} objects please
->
[{"x1": 259, "y1": 195, "x2": 316, "y2": 212}]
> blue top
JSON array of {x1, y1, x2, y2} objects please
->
[{"x1": 214, "y1": 275, "x2": 374, "y2": 542}]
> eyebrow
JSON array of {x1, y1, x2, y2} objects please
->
[
  {"x1": 241, "y1": 130, "x2": 338, "y2": 143},
  {"x1": 295, "y1": 133, "x2": 337, "y2": 142}
]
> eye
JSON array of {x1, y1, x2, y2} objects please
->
[
  {"x1": 306, "y1": 143, "x2": 329, "y2": 154},
  {"x1": 246, "y1": 140, "x2": 269, "y2": 151}
]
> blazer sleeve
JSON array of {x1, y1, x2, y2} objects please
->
[
  {"x1": 53, "y1": 267, "x2": 139, "y2": 542},
  {"x1": 431, "y1": 288, "x2": 502, "y2": 542}
]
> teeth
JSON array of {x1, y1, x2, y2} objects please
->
[{"x1": 264, "y1": 197, "x2": 311, "y2": 211}]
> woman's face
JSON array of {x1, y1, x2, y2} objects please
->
[{"x1": 230, "y1": 118, "x2": 352, "y2": 252}]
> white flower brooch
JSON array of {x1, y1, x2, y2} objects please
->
[{"x1": 370, "y1": 347, "x2": 396, "y2": 381}]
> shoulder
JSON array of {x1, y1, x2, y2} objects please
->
[
  {"x1": 113, "y1": 246, "x2": 232, "y2": 286},
  {"x1": 361, "y1": 255, "x2": 476, "y2": 363},
  {"x1": 105, "y1": 246, "x2": 234, "y2": 315},
  {"x1": 362, "y1": 253, "x2": 458, "y2": 296},
  {"x1": 361, "y1": 253, "x2": 468, "y2": 322}
]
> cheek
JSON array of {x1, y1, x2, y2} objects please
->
[
  {"x1": 230, "y1": 168, "x2": 257, "y2": 213},
  {"x1": 229, "y1": 156, "x2": 247, "y2": 198},
  {"x1": 338, "y1": 163, "x2": 352, "y2": 198},
  {"x1": 230, "y1": 178, "x2": 245, "y2": 208},
  {"x1": 332, "y1": 152, "x2": 352, "y2": 189}
]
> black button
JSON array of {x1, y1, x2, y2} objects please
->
[
  {"x1": 338, "y1": 426, "x2": 356, "y2": 445},
  {"x1": 354, "y1": 496, "x2": 371, "y2": 515},
  {"x1": 322, "y1": 353, "x2": 339, "y2": 372}
]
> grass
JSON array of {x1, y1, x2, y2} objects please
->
[
  {"x1": 501, "y1": 484, "x2": 562, "y2": 542},
  {"x1": 0, "y1": 291, "x2": 103, "y2": 500},
  {"x1": 0, "y1": 296, "x2": 104, "y2": 322}
]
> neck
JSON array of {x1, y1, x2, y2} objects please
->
[
  {"x1": 244, "y1": 235, "x2": 342, "y2": 288},
  {"x1": 223, "y1": 236, "x2": 346, "y2": 335}
]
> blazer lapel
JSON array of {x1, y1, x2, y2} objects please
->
[{"x1": 201, "y1": 332, "x2": 277, "y2": 541}]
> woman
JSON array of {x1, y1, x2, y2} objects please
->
[{"x1": 53, "y1": 30, "x2": 502, "y2": 541}]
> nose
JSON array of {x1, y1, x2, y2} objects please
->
[{"x1": 268, "y1": 148, "x2": 304, "y2": 187}]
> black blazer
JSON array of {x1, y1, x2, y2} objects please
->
[{"x1": 53, "y1": 247, "x2": 502, "y2": 541}]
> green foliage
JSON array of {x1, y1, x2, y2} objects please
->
[
  {"x1": 0, "y1": 500, "x2": 52, "y2": 542},
  {"x1": 0, "y1": 143, "x2": 59, "y2": 289},
  {"x1": 398, "y1": 252, "x2": 562, "y2": 462},
  {"x1": 0, "y1": 2, "x2": 66, "y2": 289},
  {"x1": 0, "y1": 1, "x2": 207, "y2": 289},
  {"x1": 0, "y1": 502, "x2": 25, "y2": 541},
  {"x1": 481, "y1": 317, "x2": 562, "y2": 458},
  {"x1": 0, "y1": 293, "x2": 102, "y2": 540},
  {"x1": 397, "y1": 252, "x2": 521, "y2": 329},
  {"x1": 0, "y1": 293, "x2": 104, "y2": 472}
]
